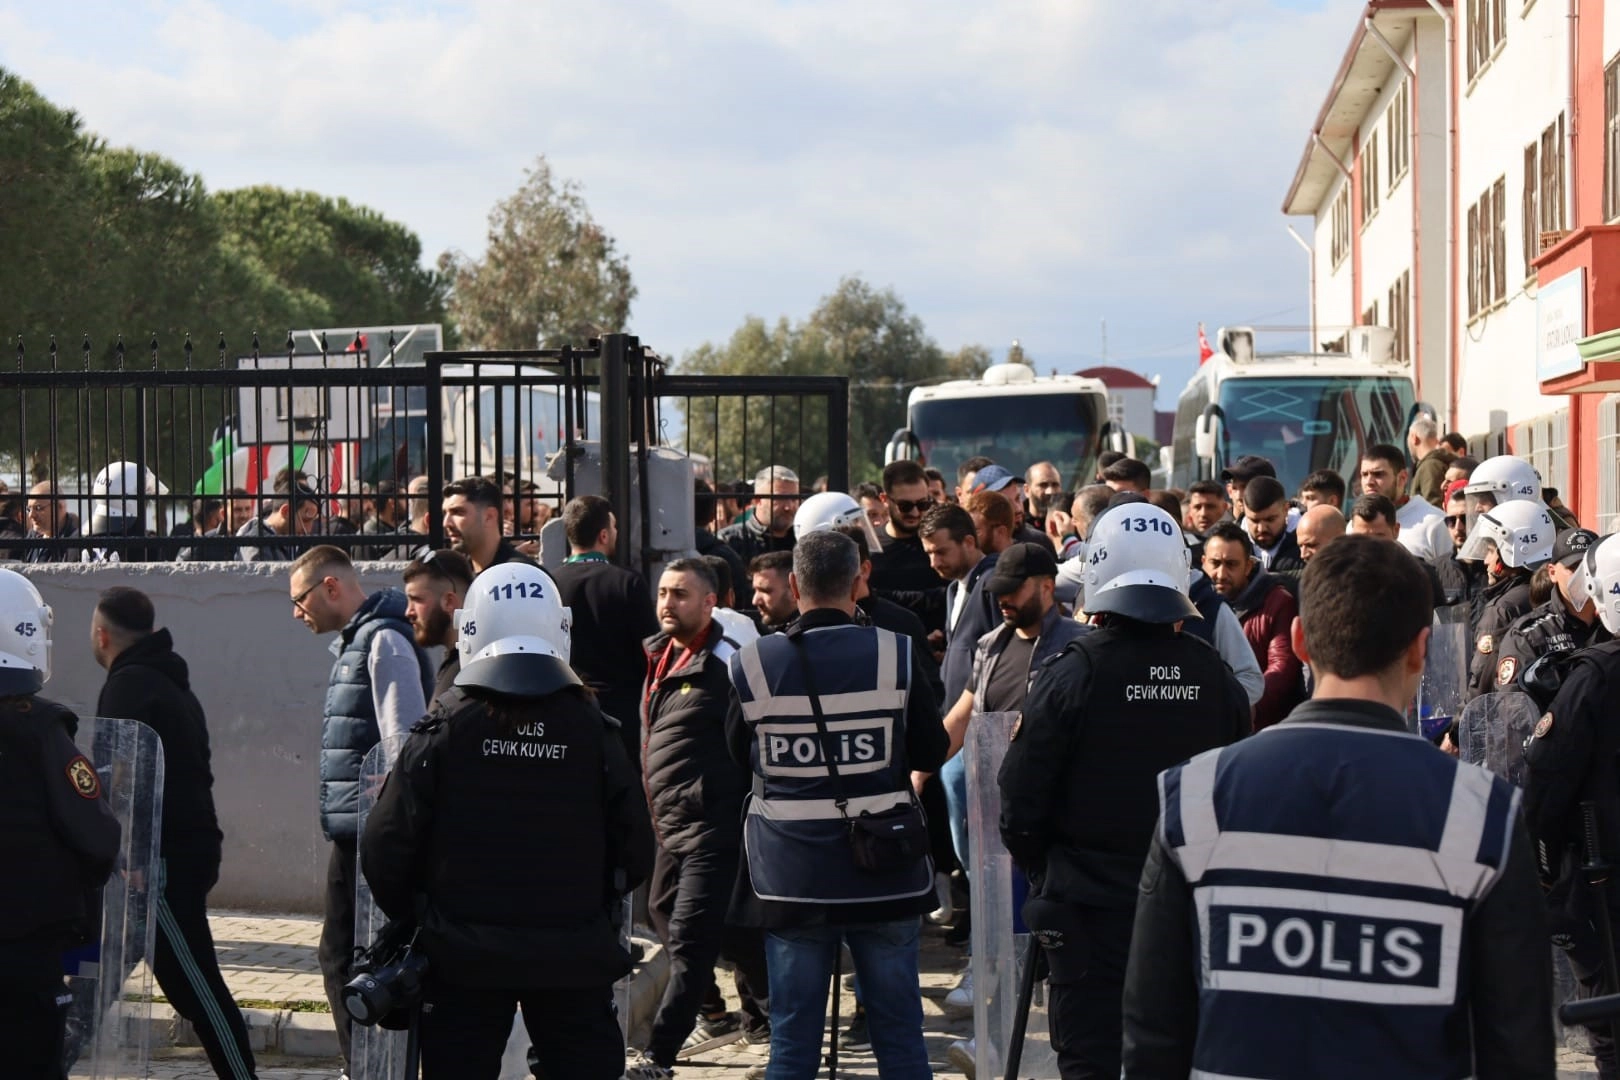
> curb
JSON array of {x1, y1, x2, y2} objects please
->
[{"x1": 142, "y1": 937, "x2": 669, "y2": 1059}]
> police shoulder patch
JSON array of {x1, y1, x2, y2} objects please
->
[
  {"x1": 1534, "y1": 712, "x2": 1555, "y2": 739},
  {"x1": 1496, "y1": 656, "x2": 1518, "y2": 686},
  {"x1": 66, "y1": 755, "x2": 100, "y2": 799},
  {"x1": 1477, "y1": 634, "x2": 1495, "y2": 655}
]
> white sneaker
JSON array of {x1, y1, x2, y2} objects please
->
[
  {"x1": 942, "y1": 968, "x2": 974, "y2": 1016},
  {"x1": 947, "y1": 1037, "x2": 977, "y2": 1078}
]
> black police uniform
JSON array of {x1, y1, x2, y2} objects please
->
[
  {"x1": 1468, "y1": 572, "x2": 1534, "y2": 698},
  {"x1": 1491, "y1": 595, "x2": 1606, "y2": 693},
  {"x1": 0, "y1": 694, "x2": 120, "y2": 1078},
  {"x1": 1525, "y1": 639, "x2": 1620, "y2": 1077},
  {"x1": 360, "y1": 678, "x2": 655, "y2": 1079},
  {"x1": 999, "y1": 621, "x2": 1249, "y2": 1079}
]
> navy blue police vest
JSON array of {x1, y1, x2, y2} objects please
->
[
  {"x1": 1158, "y1": 715, "x2": 1518, "y2": 1080},
  {"x1": 728, "y1": 623, "x2": 933, "y2": 905}
]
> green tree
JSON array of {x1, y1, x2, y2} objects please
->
[
  {"x1": 441, "y1": 157, "x2": 634, "y2": 349},
  {"x1": 677, "y1": 277, "x2": 991, "y2": 484}
]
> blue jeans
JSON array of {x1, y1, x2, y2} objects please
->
[
  {"x1": 940, "y1": 751, "x2": 970, "y2": 872},
  {"x1": 764, "y1": 919, "x2": 931, "y2": 1080}
]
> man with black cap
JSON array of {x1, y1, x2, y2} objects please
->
[
  {"x1": 1000, "y1": 502, "x2": 1250, "y2": 1079},
  {"x1": 1491, "y1": 528, "x2": 1604, "y2": 692},
  {"x1": 1220, "y1": 455, "x2": 1275, "y2": 521}
]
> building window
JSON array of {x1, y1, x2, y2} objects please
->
[
  {"x1": 1512, "y1": 408, "x2": 1569, "y2": 509},
  {"x1": 1108, "y1": 393, "x2": 1125, "y2": 427},
  {"x1": 1386, "y1": 271, "x2": 1411, "y2": 365},
  {"x1": 1469, "y1": 177, "x2": 1508, "y2": 318},
  {"x1": 1330, "y1": 183, "x2": 1351, "y2": 269},
  {"x1": 1360, "y1": 133, "x2": 1381, "y2": 225},
  {"x1": 1540, "y1": 113, "x2": 1567, "y2": 245},
  {"x1": 1387, "y1": 80, "x2": 1410, "y2": 193},
  {"x1": 1467, "y1": 0, "x2": 1507, "y2": 82},
  {"x1": 1362, "y1": 301, "x2": 1380, "y2": 328},
  {"x1": 1601, "y1": 394, "x2": 1620, "y2": 533},
  {"x1": 1523, "y1": 139, "x2": 1539, "y2": 278},
  {"x1": 1606, "y1": 59, "x2": 1620, "y2": 221}
]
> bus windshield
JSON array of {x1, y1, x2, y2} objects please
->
[
  {"x1": 910, "y1": 392, "x2": 1105, "y2": 491},
  {"x1": 1216, "y1": 376, "x2": 1414, "y2": 494}
]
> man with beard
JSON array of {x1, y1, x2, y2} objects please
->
[
  {"x1": 401, "y1": 549, "x2": 473, "y2": 704},
  {"x1": 630, "y1": 559, "x2": 770, "y2": 1077},
  {"x1": 442, "y1": 475, "x2": 532, "y2": 573},
  {"x1": 1359, "y1": 443, "x2": 1450, "y2": 561},
  {"x1": 868, "y1": 460, "x2": 947, "y2": 634},
  {"x1": 749, "y1": 551, "x2": 799, "y2": 632},
  {"x1": 1204, "y1": 522, "x2": 1304, "y2": 730},
  {"x1": 1239, "y1": 476, "x2": 1304, "y2": 581},
  {"x1": 1024, "y1": 461, "x2": 1065, "y2": 534}
]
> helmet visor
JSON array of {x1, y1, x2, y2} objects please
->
[
  {"x1": 1457, "y1": 519, "x2": 1502, "y2": 564},
  {"x1": 1463, "y1": 492, "x2": 1498, "y2": 534}
]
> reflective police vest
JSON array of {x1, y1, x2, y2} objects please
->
[
  {"x1": 1159, "y1": 710, "x2": 1518, "y2": 1080},
  {"x1": 729, "y1": 623, "x2": 933, "y2": 905}
]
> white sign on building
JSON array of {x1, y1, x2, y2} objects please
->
[{"x1": 1537, "y1": 269, "x2": 1586, "y2": 382}]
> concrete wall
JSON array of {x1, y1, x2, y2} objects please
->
[{"x1": 21, "y1": 561, "x2": 440, "y2": 914}]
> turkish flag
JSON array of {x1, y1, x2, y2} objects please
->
[{"x1": 1198, "y1": 323, "x2": 1214, "y2": 365}]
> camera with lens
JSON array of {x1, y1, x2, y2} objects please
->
[{"x1": 342, "y1": 919, "x2": 429, "y2": 1031}]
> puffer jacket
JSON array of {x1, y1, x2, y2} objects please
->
[
  {"x1": 1228, "y1": 570, "x2": 1304, "y2": 730},
  {"x1": 641, "y1": 621, "x2": 749, "y2": 855}
]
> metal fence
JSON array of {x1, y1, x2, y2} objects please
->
[{"x1": 0, "y1": 332, "x2": 850, "y2": 570}]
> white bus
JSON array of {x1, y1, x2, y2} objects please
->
[
  {"x1": 1169, "y1": 326, "x2": 1426, "y2": 496},
  {"x1": 886, "y1": 361, "x2": 1126, "y2": 493}
]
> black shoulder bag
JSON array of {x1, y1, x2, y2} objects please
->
[{"x1": 789, "y1": 633, "x2": 930, "y2": 873}]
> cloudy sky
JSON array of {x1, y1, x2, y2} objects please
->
[{"x1": 1, "y1": 0, "x2": 1347, "y2": 403}]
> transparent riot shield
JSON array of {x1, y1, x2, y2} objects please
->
[
  {"x1": 1415, "y1": 606, "x2": 1471, "y2": 739},
  {"x1": 351, "y1": 734, "x2": 409, "y2": 1080},
  {"x1": 968, "y1": 711, "x2": 1059, "y2": 1080},
  {"x1": 1457, "y1": 690, "x2": 1542, "y2": 787},
  {"x1": 63, "y1": 717, "x2": 165, "y2": 1080}
]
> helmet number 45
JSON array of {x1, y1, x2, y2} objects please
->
[{"x1": 13, "y1": 622, "x2": 36, "y2": 637}]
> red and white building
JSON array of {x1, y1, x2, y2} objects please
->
[{"x1": 1284, "y1": 0, "x2": 1620, "y2": 529}]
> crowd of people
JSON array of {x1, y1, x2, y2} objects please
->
[{"x1": 6, "y1": 410, "x2": 1620, "y2": 1079}]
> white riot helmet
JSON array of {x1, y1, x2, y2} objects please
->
[
  {"x1": 91, "y1": 460, "x2": 169, "y2": 532},
  {"x1": 793, "y1": 491, "x2": 882, "y2": 551},
  {"x1": 1458, "y1": 499, "x2": 1555, "y2": 570},
  {"x1": 453, "y1": 562, "x2": 577, "y2": 697},
  {"x1": 1081, "y1": 502, "x2": 1200, "y2": 623},
  {"x1": 0, "y1": 569, "x2": 52, "y2": 694},
  {"x1": 1568, "y1": 534, "x2": 1620, "y2": 635},
  {"x1": 1462, "y1": 455, "x2": 1541, "y2": 529}
]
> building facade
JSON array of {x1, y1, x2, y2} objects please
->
[{"x1": 1285, "y1": 0, "x2": 1620, "y2": 527}]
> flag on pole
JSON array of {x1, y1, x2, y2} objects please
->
[{"x1": 1198, "y1": 323, "x2": 1214, "y2": 365}]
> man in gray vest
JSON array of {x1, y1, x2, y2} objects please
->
[
  {"x1": 288, "y1": 545, "x2": 431, "y2": 1072},
  {"x1": 726, "y1": 531, "x2": 946, "y2": 1080},
  {"x1": 1123, "y1": 536, "x2": 1552, "y2": 1078}
]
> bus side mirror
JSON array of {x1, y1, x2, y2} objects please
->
[
  {"x1": 885, "y1": 428, "x2": 922, "y2": 465},
  {"x1": 1193, "y1": 415, "x2": 1215, "y2": 460}
]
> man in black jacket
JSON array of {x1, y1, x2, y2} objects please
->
[
  {"x1": 551, "y1": 496, "x2": 659, "y2": 766},
  {"x1": 695, "y1": 479, "x2": 747, "y2": 601},
  {"x1": 868, "y1": 460, "x2": 947, "y2": 634},
  {"x1": 631, "y1": 559, "x2": 769, "y2": 1078},
  {"x1": 92, "y1": 587, "x2": 257, "y2": 1079}
]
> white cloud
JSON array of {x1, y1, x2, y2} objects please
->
[{"x1": 1, "y1": 0, "x2": 1349, "y2": 392}]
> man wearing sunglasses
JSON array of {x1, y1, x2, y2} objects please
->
[
  {"x1": 868, "y1": 460, "x2": 947, "y2": 635},
  {"x1": 288, "y1": 545, "x2": 432, "y2": 1074}
]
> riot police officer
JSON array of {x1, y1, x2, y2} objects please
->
[
  {"x1": 1492, "y1": 528, "x2": 1602, "y2": 691},
  {"x1": 999, "y1": 502, "x2": 1249, "y2": 1079},
  {"x1": 1124, "y1": 536, "x2": 1553, "y2": 1078},
  {"x1": 359, "y1": 562, "x2": 655, "y2": 1079},
  {"x1": 1462, "y1": 499, "x2": 1556, "y2": 698},
  {"x1": 1525, "y1": 534, "x2": 1620, "y2": 1078},
  {"x1": 0, "y1": 568, "x2": 121, "y2": 1078}
]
